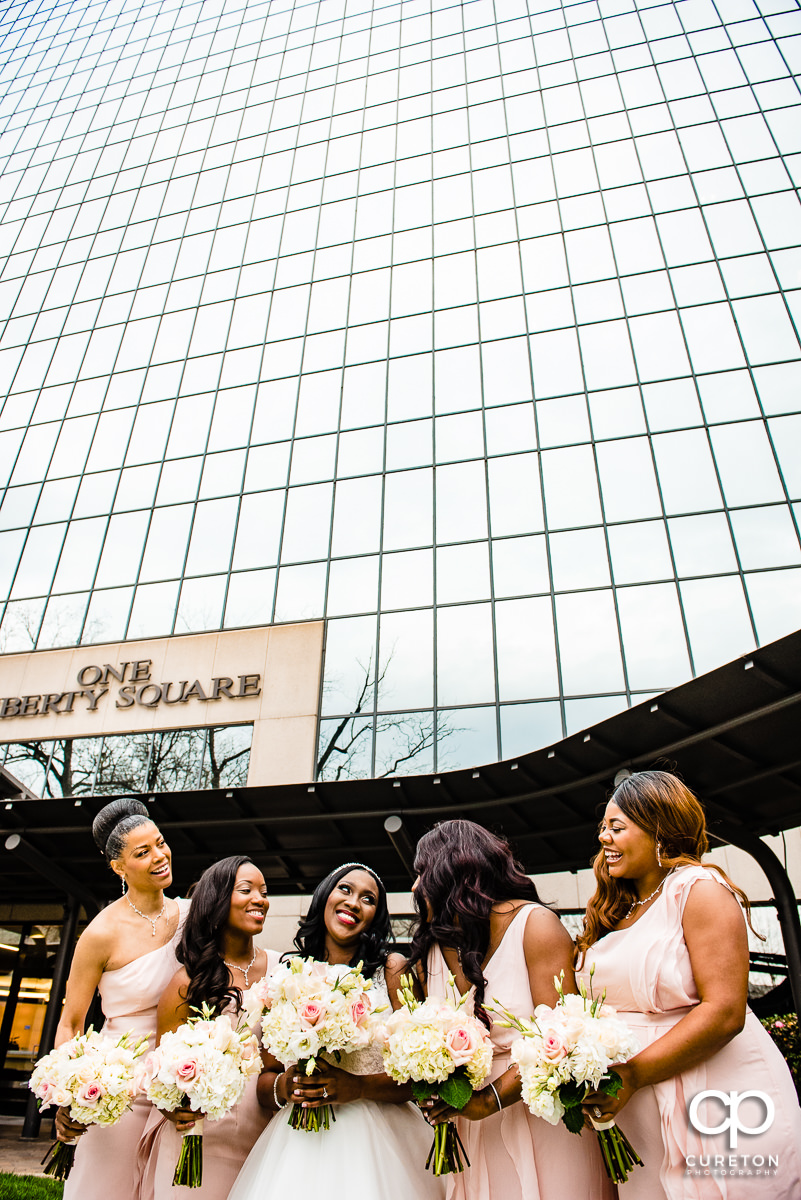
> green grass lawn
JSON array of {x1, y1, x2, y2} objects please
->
[{"x1": 0, "y1": 1173, "x2": 63, "y2": 1199}]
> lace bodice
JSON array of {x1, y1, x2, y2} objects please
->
[{"x1": 322, "y1": 968, "x2": 389, "y2": 1077}]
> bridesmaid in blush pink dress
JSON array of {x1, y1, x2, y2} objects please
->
[
  {"x1": 577, "y1": 771, "x2": 801, "y2": 1199},
  {"x1": 407, "y1": 820, "x2": 613, "y2": 1200},
  {"x1": 137, "y1": 856, "x2": 279, "y2": 1200},
  {"x1": 53, "y1": 798, "x2": 189, "y2": 1200}
]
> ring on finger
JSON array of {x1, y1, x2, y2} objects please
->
[
  {"x1": 322, "y1": 1087, "x2": 328, "y2": 1099},
  {"x1": 593, "y1": 1106, "x2": 603, "y2": 1119}
]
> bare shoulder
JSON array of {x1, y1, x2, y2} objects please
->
[
  {"x1": 682, "y1": 875, "x2": 744, "y2": 929},
  {"x1": 74, "y1": 903, "x2": 119, "y2": 961},
  {"x1": 523, "y1": 904, "x2": 571, "y2": 946},
  {"x1": 383, "y1": 952, "x2": 407, "y2": 993},
  {"x1": 384, "y1": 953, "x2": 417, "y2": 1008}
]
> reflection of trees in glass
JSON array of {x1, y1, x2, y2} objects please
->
[
  {"x1": 2, "y1": 726, "x2": 252, "y2": 798},
  {"x1": 317, "y1": 654, "x2": 461, "y2": 781}
]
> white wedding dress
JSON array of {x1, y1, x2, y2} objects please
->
[{"x1": 228, "y1": 970, "x2": 444, "y2": 1200}]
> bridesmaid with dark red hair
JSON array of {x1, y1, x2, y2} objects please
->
[{"x1": 406, "y1": 819, "x2": 613, "y2": 1200}]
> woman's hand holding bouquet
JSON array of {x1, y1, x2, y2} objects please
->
[
  {"x1": 243, "y1": 956, "x2": 379, "y2": 1132},
  {"x1": 137, "y1": 1003, "x2": 261, "y2": 1187},
  {"x1": 29, "y1": 1028, "x2": 149, "y2": 1181},
  {"x1": 492, "y1": 968, "x2": 643, "y2": 1184},
  {"x1": 381, "y1": 973, "x2": 493, "y2": 1175}
]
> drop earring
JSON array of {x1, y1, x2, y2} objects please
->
[
  {"x1": 121, "y1": 875, "x2": 127, "y2": 895},
  {"x1": 656, "y1": 842, "x2": 663, "y2": 868}
]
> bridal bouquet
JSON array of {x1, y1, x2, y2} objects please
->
[
  {"x1": 492, "y1": 969, "x2": 643, "y2": 1183},
  {"x1": 29, "y1": 1028, "x2": 149, "y2": 1181},
  {"x1": 381, "y1": 973, "x2": 493, "y2": 1175},
  {"x1": 137, "y1": 1003, "x2": 261, "y2": 1187},
  {"x1": 243, "y1": 956, "x2": 377, "y2": 1132}
]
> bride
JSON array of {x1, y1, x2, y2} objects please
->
[{"x1": 228, "y1": 862, "x2": 444, "y2": 1199}]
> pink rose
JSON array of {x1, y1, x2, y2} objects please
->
[
  {"x1": 445, "y1": 1024, "x2": 481, "y2": 1066},
  {"x1": 134, "y1": 1051, "x2": 160, "y2": 1093},
  {"x1": 351, "y1": 994, "x2": 372, "y2": 1027},
  {"x1": 176, "y1": 1058, "x2": 199, "y2": 1082},
  {"x1": 299, "y1": 1000, "x2": 325, "y2": 1029},
  {"x1": 541, "y1": 1028, "x2": 568, "y2": 1062},
  {"x1": 76, "y1": 1081, "x2": 105, "y2": 1107}
]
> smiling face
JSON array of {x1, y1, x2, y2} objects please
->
[
  {"x1": 598, "y1": 801, "x2": 658, "y2": 882},
  {"x1": 227, "y1": 862, "x2": 269, "y2": 935},
  {"x1": 323, "y1": 869, "x2": 379, "y2": 957},
  {"x1": 113, "y1": 821, "x2": 172, "y2": 893}
]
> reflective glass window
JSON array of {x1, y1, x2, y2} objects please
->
[{"x1": 555, "y1": 590, "x2": 625, "y2": 694}]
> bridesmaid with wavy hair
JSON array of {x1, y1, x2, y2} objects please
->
[
  {"x1": 137, "y1": 855, "x2": 279, "y2": 1199},
  {"x1": 577, "y1": 770, "x2": 801, "y2": 1199},
  {"x1": 406, "y1": 819, "x2": 612, "y2": 1200},
  {"x1": 54, "y1": 797, "x2": 189, "y2": 1200}
]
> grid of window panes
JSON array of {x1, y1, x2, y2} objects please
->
[
  {"x1": 0, "y1": 0, "x2": 799, "y2": 780},
  {"x1": 0, "y1": 724, "x2": 253, "y2": 795}
]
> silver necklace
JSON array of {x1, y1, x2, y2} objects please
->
[
  {"x1": 224, "y1": 948, "x2": 258, "y2": 987},
  {"x1": 626, "y1": 872, "x2": 671, "y2": 920},
  {"x1": 126, "y1": 894, "x2": 166, "y2": 937}
]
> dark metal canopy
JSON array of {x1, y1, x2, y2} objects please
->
[{"x1": 2, "y1": 628, "x2": 800, "y2": 904}]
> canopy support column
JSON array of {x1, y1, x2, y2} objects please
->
[{"x1": 710, "y1": 815, "x2": 801, "y2": 1021}]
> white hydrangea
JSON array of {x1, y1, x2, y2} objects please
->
[
  {"x1": 29, "y1": 1029, "x2": 148, "y2": 1129},
  {"x1": 140, "y1": 1008, "x2": 261, "y2": 1122},
  {"x1": 244, "y1": 957, "x2": 379, "y2": 1072},
  {"x1": 502, "y1": 988, "x2": 640, "y2": 1125},
  {"x1": 381, "y1": 976, "x2": 493, "y2": 1095}
]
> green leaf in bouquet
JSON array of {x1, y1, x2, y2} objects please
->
[
  {"x1": 558, "y1": 1080, "x2": 584, "y2": 1109},
  {"x1": 562, "y1": 1103, "x2": 586, "y2": 1135},
  {"x1": 438, "y1": 1072, "x2": 473, "y2": 1111},
  {"x1": 598, "y1": 1070, "x2": 623, "y2": 1098},
  {"x1": 411, "y1": 1080, "x2": 438, "y2": 1105}
]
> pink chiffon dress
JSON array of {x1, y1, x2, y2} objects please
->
[
  {"x1": 62, "y1": 897, "x2": 190, "y2": 1200},
  {"x1": 579, "y1": 865, "x2": 801, "y2": 1199},
  {"x1": 136, "y1": 949, "x2": 280, "y2": 1200},
  {"x1": 427, "y1": 904, "x2": 614, "y2": 1200}
]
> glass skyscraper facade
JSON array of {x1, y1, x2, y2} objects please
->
[{"x1": 0, "y1": 0, "x2": 799, "y2": 782}]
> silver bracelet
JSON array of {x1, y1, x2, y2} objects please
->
[
  {"x1": 273, "y1": 1073, "x2": 287, "y2": 1110},
  {"x1": 488, "y1": 1082, "x2": 502, "y2": 1112}
]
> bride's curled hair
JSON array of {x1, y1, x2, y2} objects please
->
[
  {"x1": 177, "y1": 855, "x2": 254, "y2": 1015},
  {"x1": 293, "y1": 864, "x2": 392, "y2": 979}
]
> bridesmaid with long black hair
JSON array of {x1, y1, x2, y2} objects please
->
[
  {"x1": 54, "y1": 797, "x2": 189, "y2": 1200},
  {"x1": 137, "y1": 855, "x2": 279, "y2": 1199}
]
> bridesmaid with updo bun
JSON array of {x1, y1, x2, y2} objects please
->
[{"x1": 54, "y1": 797, "x2": 190, "y2": 1200}]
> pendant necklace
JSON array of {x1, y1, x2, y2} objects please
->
[
  {"x1": 126, "y1": 894, "x2": 166, "y2": 937},
  {"x1": 224, "y1": 947, "x2": 258, "y2": 987},
  {"x1": 626, "y1": 871, "x2": 671, "y2": 920}
]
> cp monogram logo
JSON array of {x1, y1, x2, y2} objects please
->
[{"x1": 688, "y1": 1090, "x2": 775, "y2": 1150}]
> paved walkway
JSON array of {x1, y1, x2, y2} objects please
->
[{"x1": 0, "y1": 1118, "x2": 56, "y2": 1177}]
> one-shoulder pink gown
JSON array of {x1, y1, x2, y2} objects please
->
[
  {"x1": 62, "y1": 898, "x2": 190, "y2": 1200},
  {"x1": 136, "y1": 949, "x2": 280, "y2": 1200},
  {"x1": 579, "y1": 866, "x2": 801, "y2": 1199},
  {"x1": 427, "y1": 904, "x2": 614, "y2": 1200}
]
